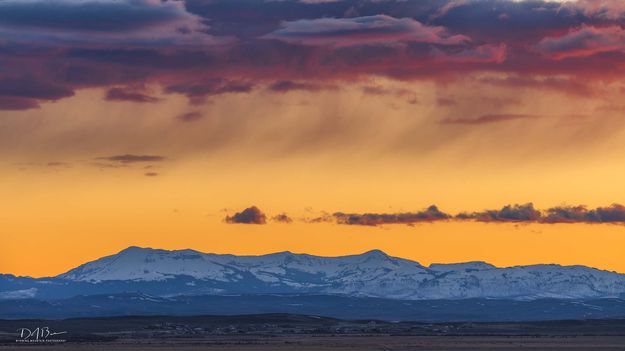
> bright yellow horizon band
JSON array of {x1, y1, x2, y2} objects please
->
[{"x1": 3, "y1": 83, "x2": 625, "y2": 278}]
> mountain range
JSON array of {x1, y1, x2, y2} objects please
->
[{"x1": 3, "y1": 246, "x2": 625, "y2": 301}]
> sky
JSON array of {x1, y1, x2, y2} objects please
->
[{"x1": 3, "y1": 0, "x2": 625, "y2": 277}]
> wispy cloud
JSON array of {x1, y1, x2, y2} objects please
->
[
  {"x1": 175, "y1": 111, "x2": 204, "y2": 123},
  {"x1": 97, "y1": 154, "x2": 165, "y2": 163},
  {"x1": 272, "y1": 213, "x2": 293, "y2": 223},
  {"x1": 441, "y1": 114, "x2": 538, "y2": 125},
  {"x1": 105, "y1": 87, "x2": 160, "y2": 103}
]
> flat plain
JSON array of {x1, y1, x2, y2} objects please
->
[
  {"x1": 1, "y1": 314, "x2": 625, "y2": 350},
  {"x1": 3, "y1": 335, "x2": 625, "y2": 351}
]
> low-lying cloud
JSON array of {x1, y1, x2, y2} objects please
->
[
  {"x1": 225, "y1": 206, "x2": 267, "y2": 224},
  {"x1": 272, "y1": 213, "x2": 293, "y2": 223},
  {"x1": 333, "y1": 205, "x2": 451, "y2": 226},
  {"x1": 544, "y1": 204, "x2": 625, "y2": 223},
  {"x1": 296, "y1": 203, "x2": 625, "y2": 226},
  {"x1": 459, "y1": 203, "x2": 625, "y2": 224},
  {"x1": 457, "y1": 203, "x2": 542, "y2": 222}
]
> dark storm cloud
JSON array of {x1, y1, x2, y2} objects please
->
[
  {"x1": 64, "y1": 48, "x2": 217, "y2": 70},
  {"x1": 0, "y1": 0, "x2": 194, "y2": 32},
  {"x1": 1, "y1": 0, "x2": 625, "y2": 110},
  {"x1": 430, "y1": 0, "x2": 574, "y2": 42},
  {"x1": 0, "y1": 77, "x2": 73, "y2": 101},
  {"x1": 334, "y1": 205, "x2": 450, "y2": 226},
  {"x1": 225, "y1": 206, "x2": 267, "y2": 224},
  {"x1": 0, "y1": 97, "x2": 39, "y2": 111}
]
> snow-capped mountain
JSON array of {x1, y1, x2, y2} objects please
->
[{"x1": 45, "y1": 246, "x2": 625, "y2": 300}]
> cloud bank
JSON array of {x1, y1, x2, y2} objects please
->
[
  {"x1": 2, "y1": 0, "x2": 624, "y2": 110},
  {"x1": 314, "y1": 203, "x2": 625, "y2": 226}
]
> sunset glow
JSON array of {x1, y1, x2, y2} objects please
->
[{"x1": 3, "y1": 0, "x2": 625, "y2": 277}]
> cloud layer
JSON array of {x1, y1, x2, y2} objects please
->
[
  {"x1": 2, "y1": 0, "x2": 625, "y2": 110},
  {"x1": 263, "y1": 15, "x2": 470, "y2": 46},
  {"x1": 280, "y1": 203, "x2": 625, "y2": 226}
]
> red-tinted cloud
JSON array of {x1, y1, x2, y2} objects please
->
[
  {"x1": 263, "y1": 15, "x2": 470, "y2": 46},
  {"x1": 0, "y1": 0, "x2": 624, "y2": 110},
  {"x1": 537, "y1": 25, "x2": 625, "y2": 59},
  {"x1": 560, "y1": 0, "x2": 625, "y2": 20}
]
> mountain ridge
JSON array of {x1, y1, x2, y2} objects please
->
[
  {"x1": 58, "y1": 246, "x2": 617, "y2": 277},
  {"x1": 2, "y1": 246, "x2": 624, "y2": 301}
]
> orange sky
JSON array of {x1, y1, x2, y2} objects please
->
[{"x1": 3, "y1": 80, "x2": 625, "y2": 277}]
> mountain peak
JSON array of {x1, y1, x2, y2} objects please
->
[
  {"x1": 361, "y1": 249, "x2": 389, "y2": 257},
  {"x1": 118, "y1": 246, "x2": 202, "y2": 256},
  {"x1": 119, "y1": 246, "x2": 152, "y2": 254}
]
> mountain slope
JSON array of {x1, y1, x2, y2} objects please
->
[
  {"x1": 3, "y1": 293, "x2": 625, "y2": 321},
  {"x1": 41, "y1": 246, "x2": 625, "y2": 300}
]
